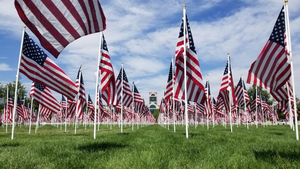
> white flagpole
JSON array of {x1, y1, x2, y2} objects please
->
[
  {"x1": 212, "y1": 95, "x2": 215, "y2": 128},
  {"x1": 228, "y1": 53, "x2": 233, "y2": 132},
  {"x1": 121, "y1": 63, "x2": 124, "y2": 133},
  {"x1": 75, "y1": 66, "x2": 82, "y2": 134},
  {"x1": 132, "y1": 81, "x2": 135, "y2": 131},
  {"x1": 29, "y1": 97, "x2": 33, "y2": 134},
  {"x1": 94, "y1": 32, "x2": 103, "y2": 139},
  {"x1": 255, "y1": 86, "x2": 258, "y2": 128},
  {"x1": 110, "y1": 105, "x2": 113, "y2": 130},
  {"x1": 6, "y1": 86, "x2": 9, "y2": 133},
  {"x1": 285, "y1": 0, "x2": 298, "y2": 140},
  {"x1": 35, "y1": 104, "x2": 41, "y2": 133},
  {"x1": 172, "y1": 56, "x2": 176, "y2": 132},
  {"x1": 195, "y1": 103, "x2": 197, "y2": 129},
  {"x1": 182, "y1": 4, "x2": 189, "y2": 139},
  {"x1": 65, "y1": 97, "x2": 68, "y2": 133},
  {"x1": 11, "y1": 26, "x2": 26, "y2": 140},
  {"x1": 241, "y1": 75, "x2": 249, "y2": 129}
]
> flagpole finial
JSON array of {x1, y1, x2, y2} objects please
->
[
  {"x1": 227, "y1": 53, "x2": 230, "y2": 56},
  {"x1": 183, "y1": 4, "x2": 186, "y2": 8},
  {"x1": 23, "y1": 26, "x2": 26, "y2": 29},
  {"x1": 285, "y1": 0, "x2": 288, "y2": 3}
]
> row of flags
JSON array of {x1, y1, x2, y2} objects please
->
[
  {"x1": 159, "y1": 3, "x2": 297, "y2": 138},
  {"x1": 6, "y1": 0, "x2": 155, "y2": 139},
  {"x1": 2, "y1": 1, "x2": 297, "y2": 139}
]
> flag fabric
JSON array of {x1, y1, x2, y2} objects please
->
[
  {"x1": 15, "y1": 0, "x2": 106, "y2": 58},
  {"x1": 247, "y1": 6, "x2": 291, "y2": 97},
  {"x1": 40, "y1": 106, "x2": 53, "y2": 121},
  {"x1": 205, "y1": 81, "x2": 212, "y2": 116},
  {"x1": 67, "y1": 100, "x2": 77, "y2": 119},
  {"x1": 115, "y1": 67, "x2": 133, "y2": 107},
  {"x1": 21, "y1": 101, "x2": 30, "y2": 120},
  {"x1": 87, "y1": 94, "x2": 95, "y2": 121},
  {"x1": 61, "y1": 95, "x2": 67, "y2": 118},
  {"x1": 6, "y1": 90, "x2": 13, "y2": 120},
  {"x1": 174, "y1": 14, "x2": 206, "y2": 104},
  {"x1": 30, "y1": 82, "x2": 60, "y2": 114},
  {"x1": 159, "y1": 98, "x2": 165, "y2": 114},
  {"x1": 235, "y1": 77, "x2": 251, "y2": 111},
  {"x1": 87, "y1": 94, "x2": 95, "y2": 113},
  {"x1": 20, "y1": 32, "x2": 77, "y2": 99},
  {"x1": 164, "y1": 62, "x2": 174, "y2": 102},
  {"x1": 133, "y1": 83, "x2": 144, "y2": 113},
  {"x1": 75, "y1": 67, "x2": 86, "y2": 119},
  {"x1": 16, "y1": 98, "x2": 24, "y2": 119},
  {"x1": 218, "y1": 58, "x2": 237, "y2": 112},
  {"x1": 100, "y1": 34, "x2": 116, "y2": 105}
]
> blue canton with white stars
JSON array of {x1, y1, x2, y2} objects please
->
[
  {"x1": 76, "y1": 69, "x2": 84, "y2": 85},
  {"x1": 34, "y1": 82, "x2": 46, "y2": 91},
  {"x1": 102, "y1": 35, "x2": 109, "y2": 52},
  {"x1": 117, "y1": 68, "x2": 129, "y2": 83},
  {"x1": 178, "y1": 15, "x2": 197, "y2": 54},
  {"x1": 22, "y1": 32, "x2": 47, "y2": 66},
  {"x1": 269, "y1": 7, "x2": 285, "y2": 47},
  {"x1": 134, "y1": 84, "x2": 139, "y2": 94},
  {"x1": 167, "y1": 62, "x2": 173, "y2": 82}
]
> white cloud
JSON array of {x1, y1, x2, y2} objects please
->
[
  {"x1": 1, "y1": 0, "x2": 300, "y2": 103},
  {"x1": 0, "y1": 63, "x2": 13, "y2": 71}
]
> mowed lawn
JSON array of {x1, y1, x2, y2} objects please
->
[{"x1": 1, "y1": 123, "x2": 300, "y2": 169}]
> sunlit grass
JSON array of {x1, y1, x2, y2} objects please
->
[{"x1": 1, "y1": 123, "x2": 300, "y2": 168}]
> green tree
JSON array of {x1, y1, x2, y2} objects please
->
[
  {"x1": 152, "y1": 109, "x2": 160, "y2": 122},
  {"x1": 247, "y1": 85, "x2": 272, "y2": 105},
  {"x1": 0, "y1": 81, "x2": 28, "y2": 111}
]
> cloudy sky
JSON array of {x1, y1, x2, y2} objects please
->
[{"x1": 1, "y1": 0, "x2": 300, "y2": 105}]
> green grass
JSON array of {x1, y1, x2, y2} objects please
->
[{"x1": 1, "y1": 124, "x2": 300, "y2": 169}]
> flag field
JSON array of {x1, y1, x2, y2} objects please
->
[{"x1": 1, "y1": 124, "x2": 300, "y2": 168}]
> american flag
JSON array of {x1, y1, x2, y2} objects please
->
[
  {"x1": 19, "y1": 32, "x2": 77, "y2": 100},
  {"x1": 21, "y1": 100, "x2": 30, "y2": 120},
  {"x1": 159, "y1": 98, "x2": 165, "y2": 114},
  {"x1": 247, "y1": 6, "x2": 291, "y2": 96},
  {"x1": 61, "y1": 95, "x2": 67, "y2": 118},
  {"x1": 6, "y1": 90, "x2": 13, "y2": 120},
  {"x1": 133, "y1": 83, "x2": 144, "y2": 113},
  {"x1": 15, "y1": 0, "x2": 106, "y2": 58},
  {"x1": 274, "y1": 80, "x2": 294, "y2": 115},
  {"x1": 164, "y1": 62, "x2": 174, "y2": 102},
  {"x1": 30, "y1": 82, "x2": 60, "y2": 114},
  {"x1": 235, "y1": 77, "x2": 251, "y2": 111},
  {"x1": 174, "y1": 15, "x2": 206, "y2": 104},
  {"x1": 87, "y1": 94, "x2": 95, "y2": 113},
  {"x1": 205, "y1": 81, "x2": 212, "y2": 116},
  {"x1": 100, "y1": 34, "x2": 116, "y2": 105},
  {"x1": 115, "y1": 67, "x2": 133, "y2": 107},
  {"x1": 75, "y1": 67, "x2": 86, "y2": 119},
  {"x1": 218, "y1": 58, "x2": 237, "y2": 112},
  {"x1": 16, "y1": 98, "x2": 24, "y2": 119},
  {"x1": 40, "y1": 106, "x2": 53, "y2": 121},
  {"x1": 250, "y1": 90, "x2": 261, "y2": 113},
  {"x1": 67, "y1": 99, "x2": 77, "y2": 119}
]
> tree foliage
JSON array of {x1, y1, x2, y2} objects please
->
[
  {"x1": 247, "y1": 85, "x2": 272, "y2": 105},
  {"x1": 0, "y1": 81, "x2": 28, "y2": 111},
  {"x1": 152, "y1": 109, "x2": 160, "y2": 122}
]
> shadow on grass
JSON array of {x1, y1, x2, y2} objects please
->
[
  {"x1": 117, "y1": 133, "x2": 129, "y2": 135},
  {"x1": 0, "y1": 143, "x2": 20, "y2": 147},
  {"x1": 78, "y1": 142, "x2": 126, "y2": 152},
  {"x1": 189, "y1": 133, "x2": 205, "y2": 138},
  {"x1": 273, "y1": 132, "x2": 284, "y2": 136},
  {"x1": 254, "y1": 150, "x2": 300, "y2": 162}
]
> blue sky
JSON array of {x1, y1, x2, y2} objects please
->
[{"x1": 1, "y1": 0, "x2": 300, "y2": 104}]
